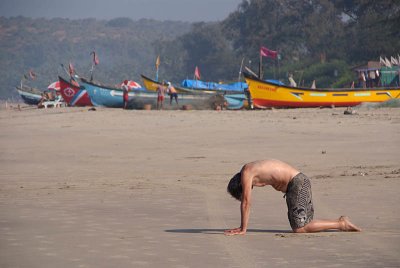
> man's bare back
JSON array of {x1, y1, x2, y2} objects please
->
[
  {"x1": 241, "y1": 159, "x2": 300, "y2": 192},
  {"x1": 225, "y1": 159, "x2": 361, "y2": 235}
]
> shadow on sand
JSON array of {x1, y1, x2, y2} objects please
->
[{"x1": 164, "y1": 228, "x2": 292, "y2": 234}]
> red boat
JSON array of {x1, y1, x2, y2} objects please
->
[{"x1": 58, "y1": 76, "x2": 92, "y2": 106}]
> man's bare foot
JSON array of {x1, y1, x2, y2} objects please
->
[{"x1": 339, "y1": 216, "x2": 361, "y2": 232}]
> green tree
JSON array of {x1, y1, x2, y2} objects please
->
[{"x1": 332, "y1": 0, "x2": 400, "y2": 61}]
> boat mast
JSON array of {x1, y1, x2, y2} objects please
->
[{"x1": 238, "y1": 57, "x2": 245, "y2": 82}]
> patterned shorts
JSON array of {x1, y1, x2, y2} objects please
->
[{"x1": 285, "y1": 173, "x2": 314, "y2": 230}]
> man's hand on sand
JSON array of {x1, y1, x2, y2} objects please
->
[{"x1": 224, "y1": 227, "x2": 246, "y2": 236}]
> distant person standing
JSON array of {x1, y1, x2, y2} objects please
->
[
  {"x1": 167, "y1": 82, "x2": 178, "y2": 106},
  {"x1": 122, "y1": 80, "x2": 130, "y2": 109},
  {"x1": 157, "y1": 82, "x2": 166, "y2": 110}
]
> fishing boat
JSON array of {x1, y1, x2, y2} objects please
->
[
  {"x1": 141, "y1": 73, "x2": 246, "y2": 94},
  {"x1": 223, "y1": 94, "x2": 249, "y2": 110},
  {"x1": 58, "y1": 76, "x2": 93, "y2": 106},
  {"x1": 140, "y1": 74, "x2": 162, "y2": 92},
  {"x1": 80, "y1": 78, "x2": 224, "y2": 110},
  {"x1": 180, "y1": 78, "x2": 247, "y2": 94},
  {"x1": 141, "y1": 74, "x2": 190, "y2": 93},
  {"x1": 16, "y1": 85, "x2": 43, "y2": 105},
  {"x1": 141, "y1": 74, "x2": 248, "y2": 109},
  {"x1": 179, "y1": 80, "x2": 248, "y2": 109},
  {"x1": 244, "y1": 72, "x2": 400, "y2": 108}
]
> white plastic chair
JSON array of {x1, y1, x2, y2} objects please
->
[{"x1": 43, "y1": 95, "x2": 64, "y2": 109}]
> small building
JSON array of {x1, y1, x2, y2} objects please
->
[{"x1": 353, "y1": 60, "x2": 399, "y2": 88}]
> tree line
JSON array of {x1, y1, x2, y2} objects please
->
[
  {"x1": 0, "y1": 0, "x2": 399, "y2": 99},
  {"x1": 158, "y1": 0, "x2": 399, "y2": 88}
]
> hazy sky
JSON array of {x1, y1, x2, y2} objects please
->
[{"x1": 0, "y1": 0, "x2": 243, "y2": 22}]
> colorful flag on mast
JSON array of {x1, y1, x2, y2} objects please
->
[
  {"x1": 155, "y1": 56, "x2": 161, "y2": 81},
  {"x1": 68, "y1": 62, "x2": 75, "y2": 76},
  {"x1": 260, "y1": 46, "x2": 278, "y2": 59},
  {"x1": 91, "y1": 51, "x2": 99, "y2": 65},
  {"x1": 29, "y1": 70, "x2": 36, "y2": 80},
  {"x1": 155, "y1": 55, "x2": 160, "y2": 69},
  {"x1": 194, "y1": 66, "x2": 201, "y2": 80}
]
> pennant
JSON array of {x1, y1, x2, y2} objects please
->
[
  {"x1": 260, "y1": 46, "x2": 278, "y2": 59},
  {"x1": 311, "y1": 80, "x2": 316, "y2": 89},
  {"x1": 391, "y1": 56, "x2": 399, "y2": 66},
  {"x1": 91, "y1": 51, "x2": 99, "y2": 65},
  {"x1": 29, "y1": 70, "x2": 36, "y2": 80},
  {"x1": 385, "y1": 57, "x2": 392, "y2": 68},
  {"x1": 68, "y1": 62, "x2": 75, "y2": 76},
  {"x1": 155, "y1": 55, "x2": 160, "y2": 69},
  {"x1": 380, "y1": 56, "x2": 386, "y2": 66},
  {"x1": 194, "y1": 66, "x2": 201, "y2": 80}
]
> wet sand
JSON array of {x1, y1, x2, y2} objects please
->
[{"x1": 0, "y1": 105, "x2": 399, "y2": 267}]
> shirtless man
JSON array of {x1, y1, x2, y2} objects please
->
[
  {"x1": 167, "y1": 82, "x2": 178, "y2": 106},
  {"x1": 225, "y1": 159, "x2": 361, "y2": 235},
  {"x1": 157, "y1": 83, "x2": 166, "y2": 110}
]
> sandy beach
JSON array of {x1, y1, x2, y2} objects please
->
[{"x1": 0, "y1": 105, "x2": 399, "y2": 267}]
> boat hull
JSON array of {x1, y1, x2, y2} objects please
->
[
  {"x1": 223, "y1": 94, "x2": 248, "y2": 110},
  {"x1": 81, "y1": 79, "x2": 224, "y2": 110},
  {"x1": 244, "y1": 73, "x2": 400, "y2": 108},
  {"x1": 58, "y1": 76, "x2": 93, "y2": 107},
  {"x1": 140, "y1": 74, "x2": 160, "y2": 92},
  {"x1": 141, "y1": 74, "x2": 248, "y2": 109},
  {"x1": 16, "y1": 87, "x2": 42, "y2": 105}
]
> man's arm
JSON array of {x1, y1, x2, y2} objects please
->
[{"x1": 225, "y1": 166, "x2": 253, "y2": 236}]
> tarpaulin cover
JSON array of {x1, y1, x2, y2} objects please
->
[{"x1": 180, "y1": 79, "x2": 247, "y2": 92}]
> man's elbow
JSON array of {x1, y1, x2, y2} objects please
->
[{"x1": 241, "y1": 200, "x2": 251, "y2": 209}]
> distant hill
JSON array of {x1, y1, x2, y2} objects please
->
[
  {"x1": 3, "y1": 1, "x2": 399, "y2": 101},
  {"x1": 0, "y1": 16, "x2": 191, "y2": 99}
]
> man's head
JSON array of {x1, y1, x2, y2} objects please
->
[
  {"x1": 227, "y1": 172, "x2": 242, "y2": 201},
  {"x1": 124, "y1": 80, "x2": 128, "y2": 85}
]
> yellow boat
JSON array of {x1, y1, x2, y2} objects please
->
[
  {"x1": 141, "y1": 74, "x2": 234, "y2": 94},
  {"x1": 244, "y1": 72, "x2": 400, "y2": 108},
  {"x1": 140, "y1": 74, "x2": 160, "y2": 91},
  {"x1": 141, "y1": 74, "x2": 195, "y2": 93}
]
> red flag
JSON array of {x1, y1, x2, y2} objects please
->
[
  {"x1": 260, "y1": 46, "x2": 278, "y2": 59},
  {"x1": 91, "y1": 51, "x2": 99, "y2": 65},
  {"x1": 68, "y1": 62, "x2": 75, "y2": 76},
  {"x1": 194, "y1": 66, "x2": 201, "y2": 80}
]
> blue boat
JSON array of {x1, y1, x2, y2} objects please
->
[
  {"x1": 80, "y1": 78, "x2": 225, "y2": 110},
  {"x1": 141, "y1": 74, "x2": 248, "y2": 109},
  {"x1": 181, "y1": 79, "x2": 247, "y2": 93},
  {"x1": 223, "y1": 94, "x2": 248, "y2": 110},
  {"x1": 180, "y1": 79, "x2": 249, "y2": 109},
  {"x1": 16, "y1": 85, "x2": 42, "y2": 105}
]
